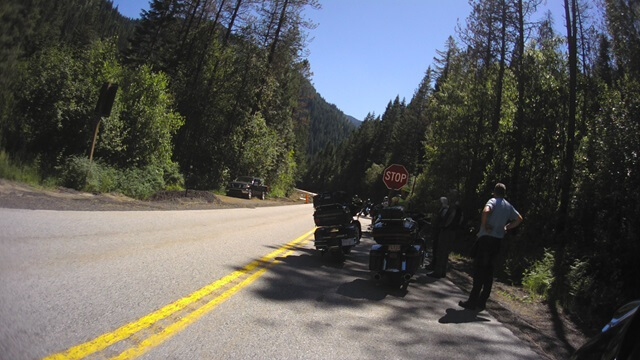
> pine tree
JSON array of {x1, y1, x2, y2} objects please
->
[{"x1": 125, "y1": 0, "x2": 183, "y2": 71}]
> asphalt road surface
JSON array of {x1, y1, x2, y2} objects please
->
[{"x1": 0, "y1": 205, "x2": 540, "y2": 359}]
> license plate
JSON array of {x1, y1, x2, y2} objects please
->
[
  {"x1": 342, "y1": 238, "x2": 356, "y2": 246},
  {"x1": 388, "y1": 245, "x2": 401, "y2": 252}
]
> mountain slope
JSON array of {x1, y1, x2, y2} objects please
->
[
  {"x1": 295, "y1": 77, "x2": 357, "y2": 158},
  {"x1": 346, "y1": 115, "x2": 362, "y2": 128}
]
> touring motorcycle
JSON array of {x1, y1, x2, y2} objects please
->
[
  {"x1": 312, "y1": 192, "x2": 362, "y2": 258},
  {"x1": 369, "y1": 206, "x2": 428, "y2": 289}
]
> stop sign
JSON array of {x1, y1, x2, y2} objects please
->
[{"x1": 382, "y1": 164, "x2": 409, "y2": 190}]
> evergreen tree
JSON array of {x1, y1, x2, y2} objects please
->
[{"x1": 125, "y1": 0, "x2": 183, "y2": 71}]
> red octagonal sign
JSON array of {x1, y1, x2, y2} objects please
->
[{"x1": 382, "y1": 164, "x2": 409, "y2": 190}]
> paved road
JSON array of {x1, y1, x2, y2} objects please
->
[{"x1": 0, "y1": 206, "x2": 540, "y2": 359}]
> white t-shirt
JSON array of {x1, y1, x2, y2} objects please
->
[{"x1": 476, "y1": 197, "x2": 520, "y2": 239}]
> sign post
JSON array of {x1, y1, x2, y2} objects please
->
[{"x1": 89, "y1": 83, "x2": 118, "y2": 163}]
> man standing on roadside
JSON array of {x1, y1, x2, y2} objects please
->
[
  {"x1": 459, "y1": 183, "x2": 523, "y2": 311},
  {"x1": 426, "y1": 197, "x2": 448, "y2": 271},
  {"x1": 429, "y1": 196, "x2": 459, "y2": 278}
]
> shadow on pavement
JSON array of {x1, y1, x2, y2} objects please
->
[
  {"x1": 222, "y1": 224, "x2": 543, "y2": 360},
  {"x1": 336, "y1": 278, "x2": 403, "y2": 301},
  {"x1": 438, "y1": 308, "x2": 491, "y2": 324}
]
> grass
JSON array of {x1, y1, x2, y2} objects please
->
[
  {"x1": 497, "y1": 289, "x2": 535, "y2": 304},
  {"x1": 522, "y1": 249, "x2": 555, "y2": 301},
  {"x1": 0, "y1": 151, "x2": 43, "y2": 186}
]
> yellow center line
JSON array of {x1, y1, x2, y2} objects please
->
[
  {"x1": 44, "y1": 229, "x2": 314, "y2": 360},
  {"x1": 112, "y1": 246, "x2": 300, "y2": 360}
]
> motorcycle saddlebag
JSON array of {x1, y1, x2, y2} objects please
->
[
  {"x1": 369, "y1": 245, "x2": 384, "y2": 270},
  {"x1": 405, "y1": 245, "x2": 422, "y2": 274},
  {"x1": 314, "y1": 204, "x2": 352, "y2": 226}
]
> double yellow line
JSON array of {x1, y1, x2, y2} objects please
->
[{"x1": 44, "y1": 229, "x2": 314, "y2": 360}]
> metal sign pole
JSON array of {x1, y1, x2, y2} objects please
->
[{"x1": 88, "y1": 115, "x2": 102, "y2": 163}]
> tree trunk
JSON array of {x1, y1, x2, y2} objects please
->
[
  {"x1": 189, "y1": 0, "x2": 225, "y2": 89},
  {"x1": 484, "y1": 0, "x2": 507, "y2": 178},
  {"x1": 267, "y1": 0, "x2": 289, "y2": 66},
  {"x1": 178, "y1": 0, "x2": 201, "y2": 53},
  {"x1": 491, "y1": 0, "x2": 508, "y2": 136},
  {"x1": 511, "y1": 0, "x2": 526, "y2": 203},
  {"x1": 223, "y1": 0, "x2": 243, "y2": 47},
  {"x1": 558, "y1": 0, "x2": 578, "y2": 233}
]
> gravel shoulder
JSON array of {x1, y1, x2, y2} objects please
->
[
  {"x1": 447, "y1": 258, "x2": 591, "y2": 359},
  {"x1": 0, "y1": 178, "x2": 591, "y2": 359},
  {"x1": 0, "y1": 179, "x2": 305, "y2": 211}
]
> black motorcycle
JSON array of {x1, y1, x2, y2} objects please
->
[
  {"x1": 571, "y1": 300, "x2": 640, "y2": 360},
  {"x1": 312, "y1": 192, "x2": 362, "y2": 258},
  {"x1": 368, "y1": 207, "x2": 428, "y2": 289}
]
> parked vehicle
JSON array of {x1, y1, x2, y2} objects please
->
[
  {"x1": 312, "y1": 192, "x2": 362, "y2": 259},
  {"x1": 571, "y1": 300, "x2": 640, "y2": 360},
  {"x1": 226, "y1": 176, "x2": 268, "y2": 200},
  {"x1": 369, "y1": 206, "x2": 428, "y2": 290}
]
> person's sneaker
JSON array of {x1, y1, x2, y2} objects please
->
[
  {"x1": 458, "y1": 300, "x2": 477, "y2": 310},
  {"x1": 476, "y1": 302, "x2": 486, "y2": 311}
]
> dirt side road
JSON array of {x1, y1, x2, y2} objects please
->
[{"x1": 0, "y1": 178, "x2": 591, "y2": 359}]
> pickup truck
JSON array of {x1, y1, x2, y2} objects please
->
[{"x1": 226, "y1": 176, "x2": 268, "y2": 200}]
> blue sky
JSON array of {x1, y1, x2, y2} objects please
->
[{"x1": 113, "y1": 0, "x2": 565, "y2": 120}]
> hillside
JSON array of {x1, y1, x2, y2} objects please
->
[
  {"x1": 295, "y1": 77, "x2": 358, "y2": 159},
  {"x1": 346, "y1": 115, "x2": 362, "y2": 128}
]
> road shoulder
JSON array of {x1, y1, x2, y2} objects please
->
[
  {"x1": 0, "y1": 179, "x2": 304, "y2": 211},
  {"x1": 448, "y1": 258, "x2": 590, "y2": 360}
]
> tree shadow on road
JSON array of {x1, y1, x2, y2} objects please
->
[
  {"x1": 438, "y1": 308, "x2": 491, "y2": 324},
  {"x1": 223, "y1": 231, "x2": 542, "y2": 360},
  {"x1": 336, "y1": 278, "x2": 403, "y2": 301}
]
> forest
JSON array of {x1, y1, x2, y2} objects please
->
[
  {"x1": 0, "y1": 0, "x2": 350, "y2": 198},
  {"x1": 0, "y1": 0, "x2": 638, "y2": 333},
  {"x1": 303, "y1": 0, "x2": 639, "y2": 332}
]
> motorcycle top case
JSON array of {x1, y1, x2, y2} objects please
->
[
  {"x1": 313, "y1": 191, "x2": 348, "y2": 209},
  {"x1": 372, "y1": 207, "x2": 418, "y2": 244},
  {"x1": 313, "y1": 203, "x2": 352, "y2": 226},
  {"x1": 377, "y1": 206, "x2": 405, "y2": 220}
]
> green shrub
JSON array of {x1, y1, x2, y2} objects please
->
[
  {"x1": 522, "y1": 249, "x2": 555, "y2": 300},
  {"x1": 115, "y1": 165, "x2": 165, "y2": 200},
  {"x1": 567, "y1": 258, "x2": 592, "y2": 300},
  {"x1": 266, "y1": 149, "x2": 297, "y2": 198},
  {"x1": 57, "y1": 156, "x2": 90, "y2": 190},
  {"x1": 161, "y1": 160, "x2": 184, "y2": 190},
  {"x1": 57, "y1": 156, "x2": 117, "y2": 193},
  {"x1": 56, "y1": 156, "x2": 173, "y2": 199},
  {"x1": 0, "y1": 151, "x2": 41, "y2": 185}
]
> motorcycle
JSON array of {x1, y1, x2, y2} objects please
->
[
  {"x1": 312, "y1": 192, "x2": 362, "y2": 259},
  {"x1": 368, "y1": 206, "x2": 428, "y2": 290},
  {"x1": 358, "y1": 199, "x2": 373, "y2": 217},
  {"x1": 571, "y1": 300, "x2": 640, "y2": 360}
]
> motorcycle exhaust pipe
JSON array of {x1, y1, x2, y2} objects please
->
[
  {"x1": 373, "y1": 272, "x2": 382, "y2": 280},
  {"x1": 403, "y1": 273, "x2": 412, "y2": 282}
]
